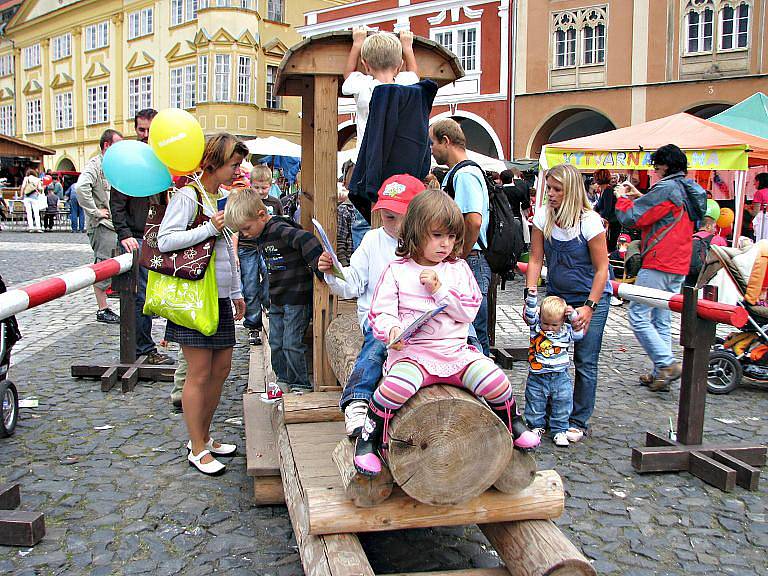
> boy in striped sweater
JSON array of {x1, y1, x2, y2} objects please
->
[{"x1": 524, "y1": 291, "x2": 584, "y2": 446}]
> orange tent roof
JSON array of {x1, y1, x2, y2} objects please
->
[{"x1": 547, "y1": 113, "x2": 768, "y2": 166}]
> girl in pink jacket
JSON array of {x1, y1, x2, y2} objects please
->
[{"x1": 354, "y1": 189, "x2": 540, "y2": 477}]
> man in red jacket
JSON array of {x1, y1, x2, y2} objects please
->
[{"x1": 616, "y1": 144, "x2": 706, "y2": 392}]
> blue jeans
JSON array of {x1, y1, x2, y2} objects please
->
[
  {"x1": 131, "y1": 238, "x2": 155, "y2": 357},
  {"x1": 568, "y1": 292, "x2": 610, "y2": 431},
  {"x1": 269, "y1": 303, "x2": 311, "y2": 389},
  {"x1": 351, "y1": 208, "x2": 370, "y2": 251},
  {"x1": 466, "y1": 253, "x2": 491, "y2": 356},
  {"x1": 339, "y1": 322, "x2": 387, "y2": 410},
  {"x1": 69, "y1": 198, "x2": 85, "y2": 231},
  {"x1": 239, "y1": 246, "x2": 269, "y2": 330},
  {"x1": 525, "y1": 371, "x2": 573, "y2": 435},
  {"x1": 628, "y1": 268, "x2": 685, "y2": 373}
]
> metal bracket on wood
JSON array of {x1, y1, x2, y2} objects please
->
[
  {"x1": 0, "y1": 483, "x2": 45, "y2": 547},
  {"x1": 70, "y1": 250, "x2": 175, "y2": 392},
  {"x1": 632, "y1": 286, "x2": 766, "y2": 491}
]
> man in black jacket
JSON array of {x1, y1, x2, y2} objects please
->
[
  {"x1": 109, "y1": 108, "x2": 171, "y2": 365},
  {"x1": 500, "y1": 169, "x2": 531, "y2": 219}
]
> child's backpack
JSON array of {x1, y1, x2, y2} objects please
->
[
  {"x1": 687, "y1": 232, "x2": 714, "y2": 286},
  {"x1": 443, "y1": 160, "x2": 525, "y2": 276}
]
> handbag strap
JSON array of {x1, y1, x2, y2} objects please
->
[{"x1": 184, "y1": 181, "x2": 210, "y2": 228}]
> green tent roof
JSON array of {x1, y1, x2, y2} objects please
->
[{"x1": 709, "y1": 92, "x2": 768, "y2": 140}]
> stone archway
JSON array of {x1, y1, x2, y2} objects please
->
[
  {"x1": 529, "y1": 108, "x2": 615, "y2": 158},
  {"x1": 685, "y1": 102, "x2": 731, "y2": 119},
  {"x1": 56, "y1": 157, "x2": 77, "y2": 171},
  {"x1": 430, "y1": 111, "x2": 505, "y2": 159}
]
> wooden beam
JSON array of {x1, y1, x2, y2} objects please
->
[
  {"x1": 312, "y1": 74, "x2": 339, "y2": 390},
  {"x1": 253, "y1": 476, "x2": 285, "y2": 506},
  {"x1": 0, "y1": 510, "x2": 45, "y2": 547},
  {"x1": 711, "y1": 451, "x2": 760, "y2": 490},
  {"x1": 244, "y1": 393, "x2": 281, "y2": 477},
  {"x1": 284, "y1": 391, "x2": 345, "y2": 424},
  {"x1": 388, "y1": 570, "x2": 511, "y2": 576},
  {"x1": 689, "y1": 451, "x2": 736, "y2": 492},
  {"x1": 0, "y1": 484, "x2": 20, "y2": 510}
]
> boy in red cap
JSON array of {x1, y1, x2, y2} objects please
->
[{"x1": 319, "y1": 174, "x2": 425, "y2": 437}]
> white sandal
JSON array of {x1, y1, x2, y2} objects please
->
[
  {"x1": 187, "y1": 449, "x2": 226, "y2": 476},
  {"x1": 187, "y1": 438, "x2": 237, "y2": 456}
]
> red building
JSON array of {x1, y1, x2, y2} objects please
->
[{"x1": 298, "y1": 0, "x2": 512, "y2": 160}]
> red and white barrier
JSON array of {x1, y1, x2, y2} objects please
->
[
  {"x1": 517, "y1": 262, "x2": 749, "y2": 328},
  {"x1": 0, "y1": 253, "x2": 133, "y2": 322}
]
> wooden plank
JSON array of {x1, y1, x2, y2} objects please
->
[
  {"x1": 481, "y1": 520, "x2": 595, "y2": 576},
  {"x1": 711, "y1": 450, "x2": 761, "y2": 490},
  {"x1": 247, "y1": 340, "x2": 267, "y2": 394},
  {"x1": 690, "y1": 451, "x2": 736, "y2": 492},
  {"x1": 0, "y1": 510, "x2": 45, "y2": 547},
  {"x1": 244, "y1": 394, "x2": 280, "y2": 477},
  {"x1": 284, "y1": 391, "x2": 344, "y2": 424},
  {"x1": 312, "y1": 74, "x2": 339, "y2": 390},
  {"x1": 304, "y1": 471, "x2": 564, "y2": 535},
  {"x1": 121, "y1": 357, "x2": 144, "y2": 393},
  {"x1": 0, "y1": 484, "x2": 20, "y2": 510},
  {"x1": 273, "y1": 404, "x2": 374, "y2": 576},
  {"x1": 253, "y1": 476, "x2": 285, "y2": 506},
  {"x1": 491, "y1": 348, "x2": 514, "y2": 370},
  {"x1": 633, "y1": 444, "x2": 767, "y2": 473},
  {"x1": 100, "y1": 366, "x2": 118, "y2": 392}
]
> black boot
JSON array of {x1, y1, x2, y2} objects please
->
[
  {"x1": 353, "y1": 401, "x2": 390, "y2": 477},
  {"x1": 491, "y1": 399, "x2": 541, "y2": 451}
]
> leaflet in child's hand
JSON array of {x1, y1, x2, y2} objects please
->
[
  {"x1": 311, "y1": 218, "x2": 345, "y2": 280},
  {"x1": 388, "y1": 305, "x2": 447, "y2": 349}
]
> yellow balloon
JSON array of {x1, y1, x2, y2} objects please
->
[
  {"x1": 149, "y1": 109, "x2": 205, "y2": 173},
  {"x1": 716, "y1": 207, "x2": 734, "y2": 229}
]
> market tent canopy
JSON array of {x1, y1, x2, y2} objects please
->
[
  {"x1": 541, "y1": 113, "x2": 768, "y2": 171},
  {"x1": 709, "y1": 92, "x2": 768, "y2": 140},
  {"x1": 244, "y1": 136, "x2": 301, "y2": 158}
]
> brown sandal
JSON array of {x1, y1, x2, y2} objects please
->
[{"x1": 639, "y1": 373, "x2": 653, "y2": 386}]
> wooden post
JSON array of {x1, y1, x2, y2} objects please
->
[
  {"x1": 311, "y1": 75, "x2": 339, "y2": 391},
  {"x1": 488, "y1": 274, "x2": 498, "y2": 347},
  {"x1": 300, "y1": 79, "x2": 315, "y2": 234},
  {"x1": 114, "y1": 249, "x2": 138, "y2": 365}
]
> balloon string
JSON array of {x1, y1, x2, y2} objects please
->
[{"x1": 170, "y1": 172, "x2": 234, "y2": 249}]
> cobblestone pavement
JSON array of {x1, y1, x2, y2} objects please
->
[{"x1": 0, "y1": 231, "x2": 766, "y2": 575}]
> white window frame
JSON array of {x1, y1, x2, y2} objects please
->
[
  {"x1": 266, "y1": 64, "x2": 281, "y2": 109},
  {"x1": 0, "y1": 54, "x2": 13, "y2": 77},
  {"x1": 0, "y1": 104, "x2": 15, "y2": 136},
  {"x1": 237, "y1": 56, "x2": 252, "y2": 104},
  {"x1": 685, "y1": 5, "x2": 714, "y2": 54},
  {"x1": 582, "y1": 22, "x2": 606, "y2": 65},
  {"x1": 553, "y1": 27, "x2": 577, "y2": 68},
  {"x1": 128, "y1": 7, "x2": 154, "y2": 40},
  {"x1": 54, "y1": 92, "x2": 73, "y2": 130},
  {"x1": 26, "y1": 99, "x2": 42, "y2": 134},
  {"x1": 128, "y1": 75, "x2": 152, "y2": 119},
  {"x1": 430, "y1": 23, "x2": 481, "y2": 74},
  {"x1": 719, "y1": 2, "x2": 750, "y2": 51},
  {"x1": 267, "y1": 0, "x2": 284, "y2": 22},
  {"x1": 198, "y1": 55, "x2": 208, "y2": 103},
  {"x1": 52, "y1": 34, "x2": 72, "y2": 61},
  {"x1": 214, "y1": 54, "x2": 231, "y2": 102},
  {"x1": 87, "y1": 84, "x2": 110, "y2": 125},
  {"x1": 22, "y1": 44, "x2": 41, "y2": 70},
  {"x1": 172, "y1": 0, "x2": 198, "y2": 25},
  {"x1": 169, "y1": 67, "x2": 184, "y2": 109},
  {"x1": 85, "y1": 21, "x2": 110, "y2": 51}
]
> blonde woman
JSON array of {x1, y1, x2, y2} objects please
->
[{"x1": 525, "y1": 163, "x2": 611, "y2": 443}]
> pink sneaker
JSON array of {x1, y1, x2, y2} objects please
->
[{"x1": 354, "y1": 452, "x2": 382, "y2": 476}]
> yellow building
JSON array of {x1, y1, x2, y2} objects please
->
[{"x1": 0, "y1": 0, "x2": 350, "y2": 171}]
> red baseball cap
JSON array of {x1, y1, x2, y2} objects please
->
[
  {"x1": 618, "y1": 233, "x2": 632, "y2": 243},
  {"x1": 372, "y1": 174, "x2": 425, "y2": 215}
]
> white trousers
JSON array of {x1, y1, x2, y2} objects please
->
[{"x1": 23, "y1": 196, "x2": 42, "y2": 230}]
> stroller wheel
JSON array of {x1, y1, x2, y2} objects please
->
[
  {"x1": 0, "y1": 379, "x2": 18, "y2": 437},
  {"x1": 707, "y1": 351, "x2": 742, "y2": 395}
]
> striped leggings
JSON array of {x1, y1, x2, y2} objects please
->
[{"x1": 373, "y1": 358, "x2": 514, "y2": 412}]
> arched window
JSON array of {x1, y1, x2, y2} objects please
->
[
  {"x1": 685, "y1": 0, "x2": 714, "y2": 54},
  {"x1": 553, "y1": 13, "x2": 577, "y2": 68},
  {"x1": 582, "y1": 9, "x2": 606, "y2": 65},
  {"x1": 719, "y1": 2, "x2": 750, "y2": 50}
]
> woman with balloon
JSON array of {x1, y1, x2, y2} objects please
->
[{"x1": 102, "y1": 109, "x2": 247, "y2": 476}]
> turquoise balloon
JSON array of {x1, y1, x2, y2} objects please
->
[
  {"x1": 103, "y1": 140, "x2": 172, "y2": 197},
  {"x1": 705, "y1": 199, "x2": 721, "y2": 221}
]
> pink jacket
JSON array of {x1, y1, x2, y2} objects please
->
[{"x1": 368, "y1": 257, "x2": 485, "y2": 376}]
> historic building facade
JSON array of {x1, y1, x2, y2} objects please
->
[{"x1": 0, "y1": 0, "x2": 348, "y2": 171}]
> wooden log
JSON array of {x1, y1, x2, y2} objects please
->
[
  {"x1": 325, "y1": 312, "x2": 363, "y2": 388},
  {"x1": 253, "y1": 476, "x2": 286, "y2": 506},
  {"x1": 481, "y1": 520, "x2": 595, "y2": 576},
  {"x1": 0, "y1": 510, "x2": 45, "y2": 547},
  {"x1": 272, "y1": 403, "x2": 374, "y2": 576},
  {"x1": 284, "y1": 391, "x2": 345, "y2": 424},
  {"x1": 494, "y1": 450, "x2": 537, "y2": 495},
  {"x1": 387, "y1": 385, "x2": 513, "y2": 506},
  {"x1": 332, "y1": 438, "x2": 393, "y2": 507}
]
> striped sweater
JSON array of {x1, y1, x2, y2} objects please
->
[
  {"x1": 524, "y1": 294, "x2": 583, "y2": 374},
  {"x1": 256, "y1": 216, "x2": 322, "y2": 306}
]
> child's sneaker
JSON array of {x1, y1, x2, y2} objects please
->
[
  {"x1": 260, "y1": 381, "x2": 283, "y2": 403},
  {"x1": 565, "y1": 427, "x2": 584, "y2": 443},
  {"x1": 344, "y1": 400, "x2": 368, "y2": 438},
  {"x1": 553, "y1": 432, "x2": 569, "y2": 447}
]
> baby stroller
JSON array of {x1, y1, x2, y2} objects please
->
[
  {"x1": 698, "y1": 241, "x2": 768, "y2": 394},
  {"x1": 0, "y1": 273, "x2": 20, "y2": 437}
]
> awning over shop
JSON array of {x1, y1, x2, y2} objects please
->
[{"x1": 709, "y1": 92, "x2": 768, "y2": 140}]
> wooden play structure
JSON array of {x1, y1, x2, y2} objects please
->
[{"x1": 242, "y1": 31, "x2": 595, "y2": 575}]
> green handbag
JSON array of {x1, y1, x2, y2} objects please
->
[{"x1": 144, "y1": 251, "x2": 219, "y2": 336}]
